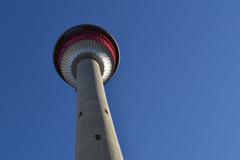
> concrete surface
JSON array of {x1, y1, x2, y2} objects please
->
[{"x1": 75, "y1": 58, "x2": 123, "y2": 160}]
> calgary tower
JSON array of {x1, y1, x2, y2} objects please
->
[{"x1": 53, "y1": 24, "x2": 124, "y2": 160}]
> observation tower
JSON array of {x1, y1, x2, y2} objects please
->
[{"x1": 53, "y1": 24, "x2": 123, "y2": 160}]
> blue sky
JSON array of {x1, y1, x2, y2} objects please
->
[{"x1": 0, "y1": 0, "x2": 240, "y2": 159}]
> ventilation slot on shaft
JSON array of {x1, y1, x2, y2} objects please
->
[
  {"x1": 104, "y1": 108, "x2": 109, "y2": 115},
  {"x1": 95, "y1": 134, "x2": 101, "y2": 140},
  {"x1": 79, "y1": 112, "x2": 83, "y2": 118}
]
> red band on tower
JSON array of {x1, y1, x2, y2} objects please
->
[{"x1": 57, "y1": 32, "x2": 117, "y2": 69}]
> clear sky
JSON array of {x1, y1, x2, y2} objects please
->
[{"x1": 0, "y1": 0, "x2": 240, "y2": 159}]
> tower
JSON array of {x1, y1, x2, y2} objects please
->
[{"x1": 53, "y1": 24, "x2": 124, "y2": 160}]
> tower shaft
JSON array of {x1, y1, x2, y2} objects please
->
[{"x1": 76, "y1": 58, "x2": 123, "y2": 160}]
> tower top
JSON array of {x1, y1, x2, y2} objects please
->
[{"x1": 53, "y1": 24, "x2": 120, "y2": 87}]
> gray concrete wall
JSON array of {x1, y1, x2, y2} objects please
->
[{"x1": 75, "y1": 58, "x2": 123, "y2": 160}]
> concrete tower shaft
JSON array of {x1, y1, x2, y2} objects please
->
[
  {"x1": 53, "y1": 24, "x2": 123, "y2": 160},
  {"x1": 76, "y1": 59, "x2": 123, "y2": 160}
]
